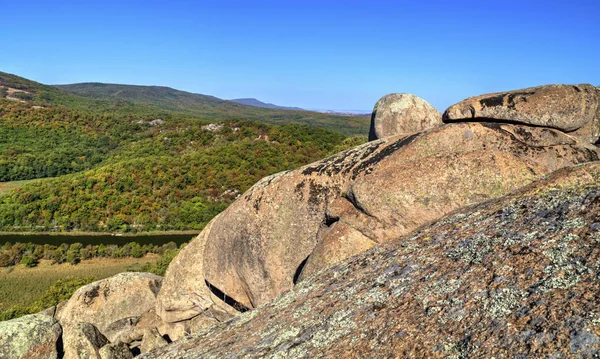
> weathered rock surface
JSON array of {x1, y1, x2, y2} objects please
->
[
  {"x1": 98, "y1": 343, "x2": 133, "y2": 359},
  {"x1": 156, "y1": 216, "x2": 238, "y2": 324},
  {"x1": 297, "y1": 221, "x2": 377, "y2": 282},
  {"x1": 158, "y1": 122, "x2": 600, "y2": 323},
  {"x1": 57, "y1": 273, "x2": 162, "y2": 342},
  {"x1": 0, "y1": 314, "x2": 62, "y2": 359},
  {"x1": 443, "y1": 84, "x2": 600, "y2": 143},
  {"x1": 140, "y1": 328, "x2": 168, "y2": 353},
  {"x1": 368, "y1": 93, "x2": 442, "y2": 140},
  {"x1": 63, "y1": 322, "x2": 109, "y2": 359},
  {"x1": 142, "y1": 162, "x2": 600, "y2": 358}
]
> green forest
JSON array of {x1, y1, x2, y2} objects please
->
[{"x1": 0, "y1": 72, "x2": 367, "y2": 234}]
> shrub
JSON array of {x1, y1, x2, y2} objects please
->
[
  {"x1": 0, "y1": 253, "x2": 12, "y2": 267},
  {"x1": 19, "y1": 255, "x2": 37, "y2": 268}
]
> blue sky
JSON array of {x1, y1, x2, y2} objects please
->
[{"x1": 1, "y1": 0, "x2": 599, "y2": 111}]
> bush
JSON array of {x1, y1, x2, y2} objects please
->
[
  {"x1": 0, "y1": 253, "x2": 12, "y2": 267},
  {"x1": 19, "y1": 255, "x2": 37, "y2": 268}
]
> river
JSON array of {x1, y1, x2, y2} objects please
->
[{"x1": 0, "y1": 233, "x2": 196, "y2": 246}]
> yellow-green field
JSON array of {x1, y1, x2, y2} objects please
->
[
  {"x1": 0, "y1": 255, "x2": 159, "y2": 311},
  {"x1": 0, "y1": 178, "x2": 49, "y2": 195}
]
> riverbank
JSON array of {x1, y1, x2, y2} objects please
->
[
  {"x1": 0, "y1": 230, "x2": 199, "y2": 237},
  {"x1": 0, "y1": 231, "x2": 198, "y2": 246}
]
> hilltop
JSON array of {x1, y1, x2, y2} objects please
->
[
  {"x1": 52, "y1": 80, "x2": 368, "y2": 136},
  {"x1": 230, "y1": 98, "x2": 303, "y2": 111},
  {"x1": 0, "y1": 72, "x2": 369, "y2": 136}
]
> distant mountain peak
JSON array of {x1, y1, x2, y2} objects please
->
[{"x1": 231, "y1": 98, "x2": 304, "y2": 111}]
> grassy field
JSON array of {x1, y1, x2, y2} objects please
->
[
  {"x1": 0, "y1": 179, "x2": 38, "y2": 195},
  {"x1": 0, "y1": 255, "x2": 159, "y2": 311}
]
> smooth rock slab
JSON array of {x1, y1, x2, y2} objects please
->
[
  {"x1": 443, "y1": 83, "x2": 600, "y2": 143},
  {"x1": 369, "y1": 93, "x2": 442, "y2": 141},
  {"x1": 0, "y1": 314, "x2": 62, "y2": 359}
]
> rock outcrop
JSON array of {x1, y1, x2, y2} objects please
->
[
  {"x1": 57, "y1": 273, "x2": 162, "y2": 342},
  {"x1": 142, "y1": 162, "x2": 600, "y2": 358},
  {"x1": 0, "y1": 314, "x2": 62, "y2": 359},
  {"x1": 443, "y1": 84, "x2": 600, "y2": 143},
  {"x1": 368, "y1": 93, "x2": 442, "y2": 140},
  {"x1": 63, "y1": 322, "x2": 109, "y2": 359},
  {"x1": 157, "y1": 121, "x2": 600, "y2": 324}
]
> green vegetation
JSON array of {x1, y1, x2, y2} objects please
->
[
  {"x1": 0, "y1": 256, "x2": 158, "y2": 320},
  {"x1": 55, "y1": 82, "x2": 369, "y2": 136},
  {"x1": 1, "y1": 72, "x2": 369, "y2": 136},
  {"x1": 0, "y1": 179, "x2": 42, "y2": 195},
  {"x1": 0, "y1": 71, "x2": 367, "y2": 234},
  {"x1": 0, "y1": 241, "x2": 181, "y2": 268},
  {"x1": 0, "y1": 101, "x2": 350, "y2": 232}
]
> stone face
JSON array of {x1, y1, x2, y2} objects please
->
[
  {"x1": 157, "y1": 122, "x2": 600, "y2": 324},
  {"x1": 369, "y1": 93, "x2": 442, "y2": 141},
  {"x1": 0, "y1": 314, "x2": 62, "y2": 359},
  {"x1": 57, "y1": 273, "x2": 162, "y2": 342},
  {"x1": 63, "y1": 322, "x2": 109, "y2": 359},
  {"x1": 141, "y1": 162, "x2": 600, "y2": 358},
  {"x1": 443, "y1": 84, "x2": 600, "y2": 143}
]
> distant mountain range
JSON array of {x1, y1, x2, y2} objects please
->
[
  {"x1": 50, "y1": 81, "x2": 369, "y2": 136},
  {"x1": 231, "y1": 98, "x2": 304, "y2": 111},
  {"x1": 232, "y1": 98, "x2": 371, "y2": 116}
]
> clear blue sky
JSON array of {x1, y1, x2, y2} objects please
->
[{"x1": 1, "y1": 0, "x2": 599, "y2": 112}]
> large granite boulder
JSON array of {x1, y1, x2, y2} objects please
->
[
  {"x1": 443, "y1": 84, "x2": 600, "y2": 143},
  {"x1": 0, "y1": 314, "x2": 62, "y2": 359},
  {"x1": 368, "y1": 93, "x2": 442, "y2": 140},
  {"x1": 157, "y1": 121, "x2": 600, "y2": 323},
  {"x1": 63, "y1": 322, "x2": 109, "y2": 359},
  {"x1": 57, "y1": 273, "x2": 162, "y2": 342},
  {"x1": 142, "y1": 162, "x2": 600, "y2": 358}
]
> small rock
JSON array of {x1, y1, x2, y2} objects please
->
[
  {"x1": 98, "y1": 343, "x2": 133, "y2": 359},
  {"x1": 63, "y1": 322, "x2": 109, "y2": 359},
  {"x1": 140, "y1": 328, "x2": 168, "y2": 353}
]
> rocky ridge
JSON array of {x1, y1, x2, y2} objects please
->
[
  {"x1": 3, "y1": 82, "x2": 600, "y2": 358},
  {"x1": 141, "y1": 162, "x2": 600, "y2": 358},
  {"x1": 158, "y1": 121, "x2": 600, "y2": 326}
]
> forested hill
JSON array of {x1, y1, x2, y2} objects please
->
[
  {"x1": 0, "y1": 97, "x2": 365, "y2": 233},
  {"x1": 53, "y1": 82, "x2": 369, "y2": 136},
  {"x1": 0, "y1": 71, "x2": 369, "y2": 136}
]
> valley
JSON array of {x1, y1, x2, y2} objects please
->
[{"x1": 0, "y1": 71, "x2": 368, "y2": 332}]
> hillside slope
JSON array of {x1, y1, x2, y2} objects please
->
[
  {"x1": 54, "y1": 82, "x2": 369, "y2": 135},
  {"x1": 0, "y1": 99, "x2": 351, "y2": 233}
]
